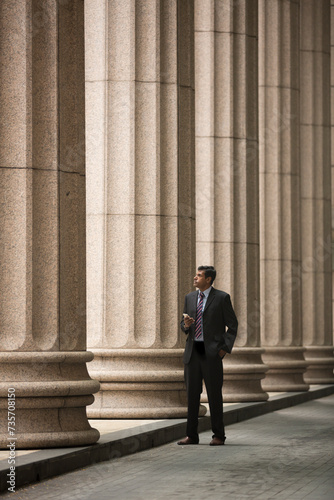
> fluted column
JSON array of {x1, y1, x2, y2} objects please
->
[
  {"x1": 300, "y1": 0, "x2": 334, "y2": 383},
  {"x1": 332, "y1": 0, "x2": 334, "y2": 357},
  {"x1": 0, "y1": 0, "x2": 99, "y2": 448},
  {"x1": 259, "y1": 0, "x2": 309, "y2": 392},
  {"x1": 86, "y1": 0, "x2": 198, "y2": 417},
  {"x1": 195, "y1": 0, "x2": 268, "y2": 402}
]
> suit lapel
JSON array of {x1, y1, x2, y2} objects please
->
[
  {"x1": 203, "y1": 287, "x2": 215, "y2": 313},
  {"x1": 189, "y1": 291, "x2": 198, "y2": 319}
]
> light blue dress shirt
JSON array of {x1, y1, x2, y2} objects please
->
[{"x1": 194, "y1": 286, "x2": 212, "y2": 342}]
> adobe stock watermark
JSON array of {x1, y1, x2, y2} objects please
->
[
  {"x1": 7, "y1": 388, "x2": 16, "y2": 493},
  {"x1": 238, "y1": 233, "x2": 333, "y2": 342},
  {"x1": 32, "y1": 0, "x2": 72, "y2": 39}
]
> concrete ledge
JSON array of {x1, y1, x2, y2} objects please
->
[{"x1": 1, "y1": 384, "x2": 334, "y2": 493}]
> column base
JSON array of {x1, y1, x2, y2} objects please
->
[
  {"x1": 0, "y1": 352, "x2": 100, "y2": 449},
  {"x1": 201, "y1": 348, "x2": 269, "y2": 403},
  {"x1": 303, "y1": 346, "x2": 334, "y2": 384},
  {"x1": 87, "y1": 349, "x2": 207, "y2": 418},
  {"x1": 261, "y1": 347, "x2": 309, "y2": 392}
]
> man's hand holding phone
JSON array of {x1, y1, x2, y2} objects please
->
[{"x1": 183, "y1": 313, "x2": 195, "y2": 329}]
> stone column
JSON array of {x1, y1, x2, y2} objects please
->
[
  {"x1": 0, "y1": 0, "x2": 99, "y2": 448},
  {"x1": 259, "y1": 0, "x2": 309, "y2": 392},
  {"x1": 86, "y1": 0, "x2": 198, "y2": 417},
  {"x1": 332, "y1": 0, "x2": 334, "y2": 357},
  {"x1": 195, "y1": 0, "x2": 268, "y2": 402},
  {"x1": 300, "y1": 0, "x2": 334, "y2": 383}
]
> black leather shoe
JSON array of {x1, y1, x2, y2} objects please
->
[{"x1": 177, "y1": 436, "x2": 199, "y2": 445}]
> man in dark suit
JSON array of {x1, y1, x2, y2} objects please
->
[{"x1": 177, "y1": 265, "x2": 238, "y2": 446}]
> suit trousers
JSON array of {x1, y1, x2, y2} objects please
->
[{"x1": 184, "y1": 341, "x2": 225, "y2": 441}]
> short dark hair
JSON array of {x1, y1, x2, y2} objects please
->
[{"x1": 198, "y1": 265, "x2": 216, "y2": 285}]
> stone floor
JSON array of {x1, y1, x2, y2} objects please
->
[{"x1": 2, "y1": 394, "x2": 334, "y2": 500}]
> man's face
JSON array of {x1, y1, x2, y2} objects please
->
[{"x1": 193, "y1": 270, "x2": 211, "y2": 291}]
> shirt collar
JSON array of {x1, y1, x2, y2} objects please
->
[{"x1": 199, "y1": 286, "x2": 212, "y2": 298}]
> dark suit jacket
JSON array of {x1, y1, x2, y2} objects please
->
[{"x1": 180, "y1": 287, "x2": 238, "y2": 364}]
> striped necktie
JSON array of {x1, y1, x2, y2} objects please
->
[{"x1": 195, "y1": 292, "x2": 205, "y2": 339}]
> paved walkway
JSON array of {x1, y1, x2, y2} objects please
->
[{"x1": 3, "y1": 394, "x2": 334, "y2": 500}]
